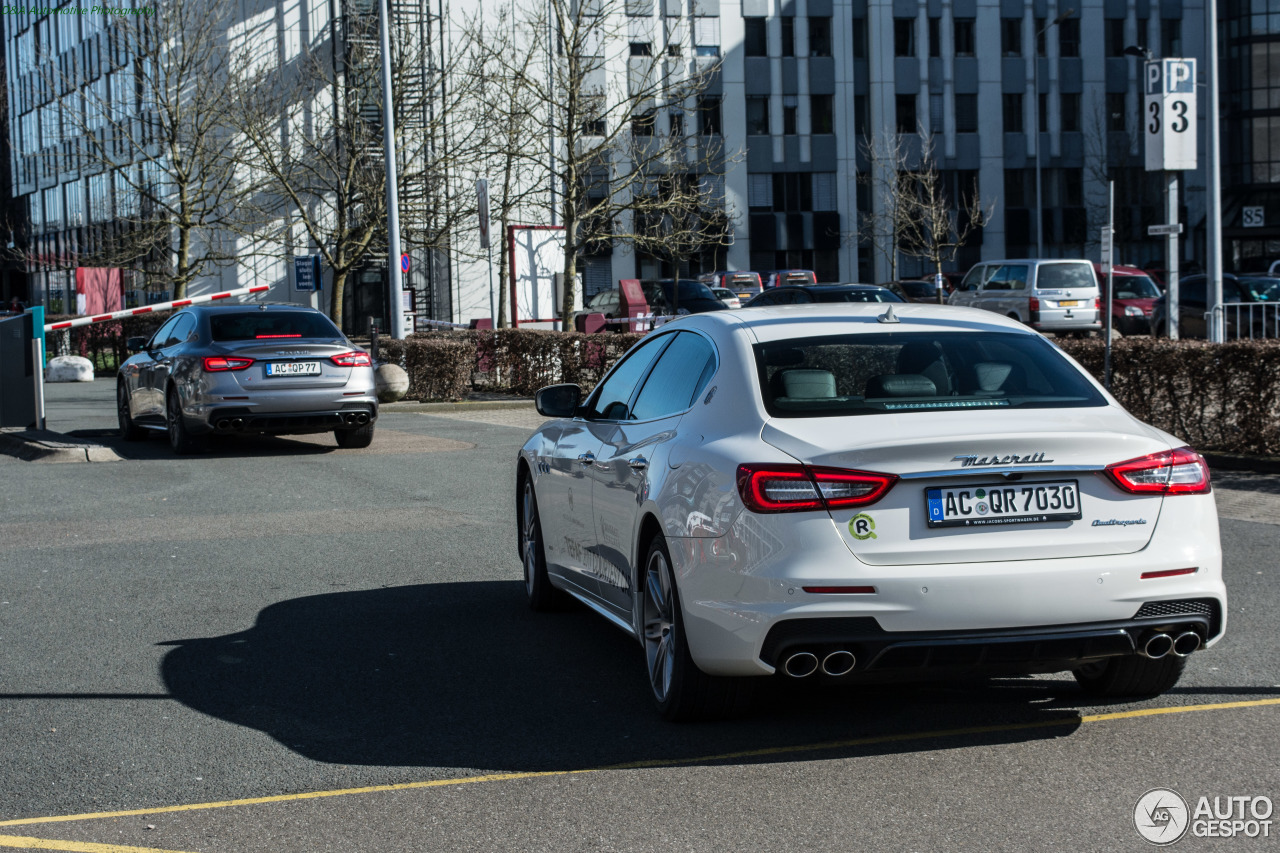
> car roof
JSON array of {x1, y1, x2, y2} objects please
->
[
  {"x1": 675, "y1": 301, "x2": 1033, "y2": 343},
  {"x1": 187, "y1": 302, "x2": 323, "y2": 314}
]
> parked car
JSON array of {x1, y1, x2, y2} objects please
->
[
  {"x1": 892, "y1": 279, "x2": 954, "y2": 303},
  {"x1": 709, "y1": 287, "x2": 742, "y2": 309},
  {"x1": 572, "y1": 289, "x2": 623, "y2": 327},
  {"x1": 1093, "y1": 264, "x2": 1163, "y2": 335},
  {"x1": 641, "y1": 280, "x2": 729, "y2": 315},
  {"x1": 762, "y1": 270, "x2": 818, "y2": 289},
  {"x1": 743, "y1": 283, "x2": 905, "y2": 307},
  {"x1": 518, "y1": 304, "x2": 1224, "y2": 719},
  {"x1": 117, "y1": 303, "x2": 377, "y2": 454},
  {"x1": 949, "y1": 258, "x2": 1102, "y2": 335},
  {"x1": 700, "y1": 271, "x2": 763, "y2": 300},
  {"x1": 1150, "y1": 273, "x2": 1280, "y2": 338}
]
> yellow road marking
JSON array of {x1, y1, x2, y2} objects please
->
[
  {"x1": 1, "y1": 697, "x2": 1276, "y2": 831},
  {"x1": 0, "y1": 836, "x2": 196, "y2": 853}
]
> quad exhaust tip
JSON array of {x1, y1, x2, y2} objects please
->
[
  {"x1": 1172, "y1": 631, "x2": 1201, "y2": 657},
  {"x1": 821, "y1": 650, "x2": 857, "y2": 677},
  {"x1": 1142, "y1": 633, "x2": 1175, "y2": 659},
  {"x1": 782, "y1": 652, "x2": 819, "y2": 678}
]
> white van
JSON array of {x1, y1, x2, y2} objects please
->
[{"x1": 949, "y1": 259, "x2": 1102, "y2": 334}]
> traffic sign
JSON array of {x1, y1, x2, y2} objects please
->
[
  {"x1": 1147, "y1": 223, "x2": 1184, "y2": 236},
  {"x1": 1144, "y1": 58, "x2": 1197, "y2": 171},
  {"x1": 294, "y1": 255, "x2": 321, "y2": 292},
  {"x1": 401, "y1": 253, "x2": 411, "y2": 274}
]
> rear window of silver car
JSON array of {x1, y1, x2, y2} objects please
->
[
  {"x1": 754, "y1": 332, "x2": 1105, "y2": 417},
  {"x1": 210, "y1": 311, "x2": 344, "y2": 341},
  {"x1": 1036, "y1": 263, "x2": 1097, "y2": 289}
]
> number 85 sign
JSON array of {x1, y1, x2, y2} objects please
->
[{"x1": 1144, "y1": 58, "x2": 1198, "y2": 171}]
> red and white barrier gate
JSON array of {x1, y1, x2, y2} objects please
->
[{"x1": 43, "y1": 285, "x2": 272, "y2": 333}]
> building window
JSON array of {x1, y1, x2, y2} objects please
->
[
  {"x1": 955, "y1": 94, "x2": 978, "y2": 132},
  {"x1": 954, "y1": 19, "x2": 975, "y2": 56},
  {"x1": 930, "y1": 93, "x2": 943, "y2": 132},
  {"x1": 744, "y1": 17, "x2": 766, "y2": 57},
  {"x1": 896, "y1": 94, "x2": 916, "y2": 133},
  {"x1": 783, "y1": 105, "x2": 797, "y2": 135},
  {"x1": 772, "y1": 172, "x2": 813, "y2": 211},
  {"x1": 632, "y1": 110, "x2": 655, "y2": 136},
  {"x1": 1059, "y1": 17, "x2": 1079, "y2": 57},
  {"x1": 1003, "y1": 93, "x2": 1024, "y2": 132},
  {"x1": 811, "y1": 94, "x2": 833, "y2": 134},
  {"x1": 1036, "y1": 18, "x2": 1046, "y2": 56},
  {"x1": 1162, "y1": 19, "x2": 1181, "y2": 58},
  {"x1": 1039, "y1": 93, "x2": 1048, "y2": 133},
  {"x1": 809, "y1": 17, "x2": 831, "y2": 57},
  {"x1": 747, "y1": 97, "x2": 770, "y2": 135},
  {"x1": 630, "y1": 41, "x2": 652, "y2": 56},
  {"x1": 894, "y1": 18, "x2": 915, "y2": 57},
  {"x1": 1063, "y1": 167, "x2": 1083, "y2": 206},
  {"x1": 852, "y1": 17, "x2": 867, "y2": 59},
  {"x1": 1061, "y1": 93, "x2": 1080, "y2": 132},
  {"x1": 1107, "y1": 92, "x2": 1126, "y2": 132},
  {"x1": 669, "y1": 110, "x2": 684, "y2": 137},
  {"x1": 1105, "y1": 19, "x2": 1126, "y2": 57},
  {"x1": 928, "y1": 17, "x2": 940, "y2": 58},
  {"x1": 698, "y1": 95, "x2": 721, "y2": 135},
  {"x1": 780, "y1": 17, "x2": 794, "y2": 57},
  {"x1": 748, "y1": 173, "x2": 773, "y2": 210},
  {"x1": 1002, "y1": 18, "x2": 1022, "y2": 56},
  {"x1": 583, "y1": 115, "x2": 606, "y2": 136},
  {"x1": 1005, "y1": 168, "x2": 1029, "y2": 207},
  {"x1": 854, "y1": 94, "x2": 868, "y2": 136}
]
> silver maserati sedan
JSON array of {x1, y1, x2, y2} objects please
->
[
  {"x1": 117, "y1": 303, "x2": 377, "y2": 454},
  {"x1": 516, "y1": 303, "x2": 1225, "y2": 720}
]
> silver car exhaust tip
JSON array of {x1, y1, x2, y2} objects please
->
[
  {"x1": 1172, "y1": 631, "x2": 1201, "y2": 657},
  {"x1": 356, "y1": 412, "x2": 370, "y2": 424},
  {"x1": 821, "y1": 650, "x2": 856, "y2": 677},
  {"x1": 1143, "y1": 633, "x2": 1174, "y2": 659},
  {"x1": 231, "y1": 418, "x2": 244, "y2": 429},
  {"x1": 782, "y1": 652, "x2": 819, "y2": 678},
  {"x1": 216, "y1": 419, "x2": 231, "y2": 430}
]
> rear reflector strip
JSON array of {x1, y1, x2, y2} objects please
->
[
  {"x1": 802, "y1": 586, "x2": 877, "y2": 595},
  {"x1": 1140, "y1": 568, "x2": 1199, "y2": 580}
]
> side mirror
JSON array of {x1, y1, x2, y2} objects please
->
[
  {"x1": 535, "y1": 384, "x2": 582, "y2": 418},
  {"x1": 126, "y1": 336, "x2": 148, "y2": 353}
]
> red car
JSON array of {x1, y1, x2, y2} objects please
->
[{"x1": 1093, "y1": 264, "x2": 1163, "y2": 335}]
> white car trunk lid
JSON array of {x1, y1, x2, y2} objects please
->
[{"x1": 761, "y1": 407, "x2": 1169, "y2": 566}]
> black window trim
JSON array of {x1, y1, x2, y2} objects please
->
[{"x1": 581, "y1": 329, "x2": 719, "y2": 424}]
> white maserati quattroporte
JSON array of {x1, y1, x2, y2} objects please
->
[{"x1": 516, "y1": 304, "x2": 1225, "y2": 720}]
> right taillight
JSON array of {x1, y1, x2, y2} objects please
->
[
  {"x1": 1105, "y1": 447, "x2": 1211, "y2": 495},
  {"x1": 737, "y1": 464, "x2": 898, "y2": 513}
]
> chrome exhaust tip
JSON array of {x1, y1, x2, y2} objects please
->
[
  {"x1": 230, "y1": 418, "x2": 243, "y2": 429},
  {"x1": 782, "y1": 652, "x2": 819, "y2": 678},
  {"x1": 1172, "y1": 631, "x2": 1201, "y2": 657},
  {"x1": 356, "y1": 412, "x2": 370, "y2": 424},
  {"x1": 216, "y1": 419, "x2": 231, "y2": 430},
  {"x1": 821, "y1": 650, "x2": 856, "y2": 677},
  {"x1": 1143, "y1": 633, "x2": 1174, "y2": 659}
]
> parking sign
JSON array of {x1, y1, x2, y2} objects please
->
[{"x1": 1144, "y1": 58, "x2": 1197, "y2": 171}]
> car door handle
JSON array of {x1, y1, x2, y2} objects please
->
[
  {"x1": 628, "y1": 456, "x2": 648, "y2": 471},
  {"x1": 577, "y1": 452, "x2": 596, "y2": 465}
]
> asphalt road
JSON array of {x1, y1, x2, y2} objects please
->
[{"x1": 0, "y1": 380, "x2": 1276, "y2": 852}]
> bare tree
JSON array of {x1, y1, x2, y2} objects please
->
[
  {"x1": 50, "y1": 0, "x2": 252, "y2": 299},
  {"x1": 487, "y1": 0, "x2": 731, "y2": 324},
  {"x1": 856, "y1": 132, "x2": 914, "y2": 282},
  {"x1": 897, "y1": 133, "x2": 991, "y2": 292},
  {"x1": 1082, "y1": 100, "x2": 1165, "y2": 264},
  {"x1": 233, "y1": 9, "x2": 482, "y2": 329}
]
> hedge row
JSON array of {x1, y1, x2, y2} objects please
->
[
  {"x1": 1056, "y1": 338, "x2": 1280, "y2": 455},
  {"x1": 389, "y1": 331, "x2": 1280, "y2": 455},
  {"x1": 43, "y1": 314, "x2": 167, "y2": 371}
]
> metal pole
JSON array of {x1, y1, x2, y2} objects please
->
[
  {"x1": 32, "y1": 338, "x2": 46, "y2": 431},
  {"x1": 547, "y1": 0, "x2": 558, "y2": 227},
  {"x1": 379, "y1": 0, "x2": 406, "y2": 340},
  {"x1": 1105, "y1": 180, "x2": 1114, "y2": 389},
  {"x1": 487, "y1": 243, "x2": 496, "y2": 326},
  {"x1": 1033, "y1": 53, "x2": 1042, "y2": 258},
  {"x1": 1165, "y1": 172, "x2": 1180, "y2": 340},
  {"x1": 1205, "y1": 0, "x2": 1224, "y2": 342}
]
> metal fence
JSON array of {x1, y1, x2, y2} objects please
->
[{"x1": 1216, "y1": 302, "x2": 1280, "y2": 340}]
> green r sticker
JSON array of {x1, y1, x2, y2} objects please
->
[{"x1": 849, "y1": 513, "x2": 877, "y2": 540}]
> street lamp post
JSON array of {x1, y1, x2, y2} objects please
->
[{"x1": 1033, "y1": 9, "x2": 1074, "y2": 258}]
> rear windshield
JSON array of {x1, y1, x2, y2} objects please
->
[
  {"x1": 210, "y1": 311, "x2": 344, "y2": 341},
  {"x1": 1237, "y1": 277, "x2": 1280, "y2": 302},
  {"x1": 901, "y1": 281, "x2": 938, "y2": 298},
  {"x1": 1036, "y1": 263, "x2": 1096, "y2": 289},
  {"x1": 755, "y1": 332, "x2": 1105, "y2": 417},
  {"x1": 663, "y1": 281, "x2": 717, "y2": 301},
  {"x1": 1109, "y1": 275, "x2": 1161, "y2": 299}
]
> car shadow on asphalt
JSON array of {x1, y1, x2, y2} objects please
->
[
  {"x1": 155, "y1": 581, "x2": 1112, "y2": 772},
  {"x1": 70, "y1": 429, "x2": 338, "y2": 460}
]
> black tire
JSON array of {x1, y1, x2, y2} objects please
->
[
  {"x1": 117, "y1": 380, "x2": 145, "y2": 442},
  {"x1": 519, "y1": 477, "x2": 565, "y2": 611},
  {"x1": 335, "y1": 422, "x2": 375, "y2": 448},
  {"x1": 166, "y1": 387, "x2": 206, "y2": 455},
  {"x1": 1073, "y1": 654, "x2": 1186, "y2": 698},
  {"x1": 641, "y1": 535, "x2": 752, "y2": 721}
]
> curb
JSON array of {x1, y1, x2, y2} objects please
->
[
  {"x1": 0, "y1": 430, "x2": 122, "y2": 463},
  {"x1": 1203, "y1": 452, "x2": 1280, "y2": 476},
  {"x1": 380, "y1": 399, "x2": 535, "y2": 414}
]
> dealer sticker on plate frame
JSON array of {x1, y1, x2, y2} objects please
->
[{"x1": 925, "y1": 480, "x2": 1082, "y2": 528}]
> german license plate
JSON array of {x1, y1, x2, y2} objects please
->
[
  {"x1": 1058, "y1": 300, "x2": 1080, "y2": 307},
  {"x1": 925, "y1": 480, "x2": 1082, "y2": 528},
  {"x1": 265, "y1": 361, "x2": 321, "y2": 377}
]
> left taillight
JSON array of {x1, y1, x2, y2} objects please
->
[
  {"x1": 331, "y1": 352, "x2": 372, "y2": 367},
  {"x1": 202, "y1": 356, "x2": 254, "y2": 372},
  {"x1": 1105, "y1": 447, "x2": 1211, "y2": 495},
  {"x1": 737, "y1": 464, "x2": 898, "y2": 513}
]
